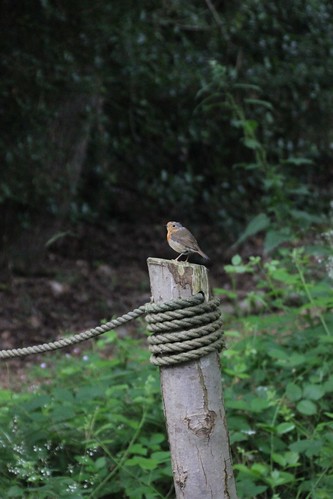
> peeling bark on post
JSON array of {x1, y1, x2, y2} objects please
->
[{"x1": 147, "y1": 257, "x2": 237, "y2": 499}]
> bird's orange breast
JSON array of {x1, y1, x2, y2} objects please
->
[{"x1": 167, "y1": 227, "x2": 178, "y2": 241}]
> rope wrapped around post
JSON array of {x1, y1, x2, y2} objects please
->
[
  {"x1": 145, "y1": 293, "x2": 224, "y2": 366},
  {"x1": 0, "y1": 294, "x2": 223, "y2": 364}
]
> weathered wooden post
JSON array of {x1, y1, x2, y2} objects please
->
[{"x1": 147, "y1": 257, "x2": 237, "y2": 499}]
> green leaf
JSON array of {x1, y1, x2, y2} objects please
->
[
  {"x1": 284, "y1": 451, "x2": 300, "y2": 467},
  {"x1": 230, "y1": 431, "x2": 249, "y2": 443},
  {"x1": 125, "y1": 456, "x2": 157, "y2": 470},
  {"x1": 302, "y1": 384, "x2": 325, "y2": 401},
  {"x1": 266, "y1": 470, "x2": 294, "y2": 487},
  {"x1": 285, "y1": 157, "x2": 314, "y2": 166},
  {"x1": 234, "y1": 83, "x2": 263, "y2": 92},
  {"x1": 290, "y1": 439, "x2": 323, "y2": 457},
  {"x1": 234, "y1": 463, "x2": 269, "y2": 478},
  {"x1": 272, "y1": 451, "x2": 300, "y2": 468},
  {"x1": 234, "y1": 161, "x2": 262, "y2": 171},
  {"x1": 296, "y1": 399, "x2": 317, "y2": 415},
  {"x1": 236, "y1": 478, "x2": 267, "y2": 497},
  {"x1": 227, "y1": 399, "x2": 249, "y2": 410},
  {"x1": 231, "y1": 254, "x2": 242, "y2": 265},
  {"x1": 250, "y1": 397, "x2": 271, "y2": 412},
  {"x1": 20, "y1": 394, "x2": 51, "y2": 411},
  {"x1": 323, "y1": 376, "x2": 333, "y2": 393},
  {"x1": 264, "y1": 229, "x2": 293, "y2": 253},
  {"x1": 235, "y1": 213, "x2": 271, "y2": 246},
  {"x1": 45, "y1": 230, "x2": 72, "y2": 248},
  {"x1": 243, "y1": 120, "x2": 259, "y2": 133},
  {"x1": 53, "y1": 387, "x2": 74, "y2": 402},
  {"x1": 151, "y1": 451, "x2": 171, "y2": 463},
  {"x1": 267, "y1": 346, "x2": 289, "y2": 361},
  {"x1": 287, "y1": 353, "x2": 307, "y2": 367},
  {"x1": 128, "y1": 444, "x2": 147, "y2": 456},
  {"x1": 244, "y1": 98, "x2": 274, "y2": 110},
  {"x1": 243, "y1": 138, "x2": 262, "y2": 150},
  {"x1": 269, "y1": 269, "x2": 300, "y2": 285},
  {"x1": 224, "y1": 263, "x2": 249, "y2": 274},
  {"x1": 95, "y1": 457, "x2": 107, "y2": 469},
  {"x1": 7, "y1": 486, "x2": 25, "y2": 498},
  {"x1": 214, "y1": 288, "x2": 237, "y2": 299},
  {"x1": 271, "y1": 452, "x2": 286, "y2": 466},
  {"x1": 51, "y1": 405, "x2": 76, "y2": 422},
  {"x1": 289, "y1": 209, "x2": 323, "y2": 224},
  {"x1": 251, "y1": 463, "x2": 269, "y2": 476},
  {"x1": 276, "y1": 422, "x2": 295, "y2": 435},
  {"x1": 147, "y1": 433, "x2": 165, "y2": 445},
  {"x1": 286, "y1": 383, "x2": 302, "y2": 402}
]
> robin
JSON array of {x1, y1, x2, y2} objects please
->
[{"x1": 166, "y1": 221, "x2": 209, "y2": 261}]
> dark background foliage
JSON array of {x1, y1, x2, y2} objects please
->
[{"x1": 0, "y1": 0, "x2": 332, "y2": 270}]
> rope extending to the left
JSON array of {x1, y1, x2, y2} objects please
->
[{"x1": 0, "y1": 293, "x2": 224, "y2": 365}]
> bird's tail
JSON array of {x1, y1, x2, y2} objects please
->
[{"x1": 197, "y1": 248, "x2": 210, "y2": 261}]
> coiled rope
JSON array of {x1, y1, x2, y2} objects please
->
[
  {"x1": 146, "y1": 295, "x2": 223, "y2": 365},
  {"x1": 0, "y1": 293, "x2": 223, "y2": 366}
]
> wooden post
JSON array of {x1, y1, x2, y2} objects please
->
[{"x1": 147, "y1": 257, "x2": 237, "y2": 499}]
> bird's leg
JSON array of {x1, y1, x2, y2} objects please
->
[
  {"x1": 185, "y1": 254, "x2": 189, "y2": 262},
  {"x1": 175, "y1": 253, "x2": 187, "y2": 261}
]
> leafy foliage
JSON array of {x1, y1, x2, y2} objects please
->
[
  {"x1": 0, "y1": 240, "x2": 332, "y2": 497},
  {"x1": 1, "y1": 0, "x2": 332, "y2": 244},
  {"x1": 198, "y1": 66, "x2": 328, "y2": 249},
  {"x1": 217, "y1": 244, "x2": 333, "y2": 498},
  {"x1": 0, "y1": 335, "x2": 171, "y2": 498}
]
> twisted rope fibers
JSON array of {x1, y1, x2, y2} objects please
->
[
  {"x1": 0, "y1": 294, "x2": 224, "y2": 365},
  {"x1": 146, "y1": 296, "x2": 224, "y2": 366},
  {"x1": 0, "y1": 306, "x2": 147, "y2": 360}
]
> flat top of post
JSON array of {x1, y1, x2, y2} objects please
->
[
  {"x1": 147, "y1": 257, "x2": 210, "y2": 301},
  {"x1": 147, "y1": 257, "x2": 208, "y2": 270}
]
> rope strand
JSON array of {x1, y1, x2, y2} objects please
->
[{"x1": 0, "y1": 294, "x2": 224, "y2": 365}]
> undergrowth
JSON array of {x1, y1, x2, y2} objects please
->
[
  {"x1": 0, "y1": 242, "x2": 332, "y2": 498},
  {"x1": 218, "y1": 245, "x2": 333, "y2": 499}
]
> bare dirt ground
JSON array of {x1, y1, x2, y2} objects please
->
[{"x1": 0, "y1": 222, "x2": 256, "y2": 387}]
